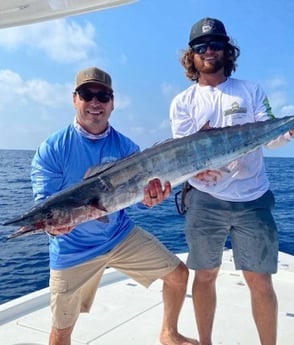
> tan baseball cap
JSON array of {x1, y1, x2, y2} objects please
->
[{"x1": 75, "y1": 67, "x2": 113, "y2": 91}]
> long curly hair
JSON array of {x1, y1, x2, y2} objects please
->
[{"x1": 180, "y1": 41, "x2": 240, "y2": 81}]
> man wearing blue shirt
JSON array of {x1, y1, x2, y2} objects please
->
[{"x1": 31, "y1": 67, "x2": 197, "y2": 345}]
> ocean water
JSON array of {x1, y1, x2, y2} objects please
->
[{"x1": 0, "y1": 149, "x2": 293, "y2": 305}]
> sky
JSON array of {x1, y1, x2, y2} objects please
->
[{"x1": 0, "y1": 0, "x2": 293, "y2": 157}]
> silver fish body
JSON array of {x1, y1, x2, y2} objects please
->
[{"x1": 3, "y1": 116, "x2": 294, "y2": 239}]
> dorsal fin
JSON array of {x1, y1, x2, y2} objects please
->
[
  {"x1": 199, "y1": 121, "x2": 212, "y2": 131},
  {"x1": 83, "y1": 152, "x2": 139, "y2": 180},
  {"x1": 83, "y1": 162, "x2": 116, "y2": 179}
]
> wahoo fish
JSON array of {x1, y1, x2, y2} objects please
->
[{"x1": 3, "y1": 116, "x2": 294, "y2": 239}]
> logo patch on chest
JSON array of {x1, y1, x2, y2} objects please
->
[{"x1": 224, "y1": 102, "x2": 247, "y2": 116}]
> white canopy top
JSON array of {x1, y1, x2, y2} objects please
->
[{"x1": 0, "y1": 0, "x2": 137, "y2": 28}]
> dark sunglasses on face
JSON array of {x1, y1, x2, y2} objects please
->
[
  {"x1": 76, "y1": 89, "x2": 113, "y2": 103},
  {"x1": 191, "y1": 41, "x2": 225, "y2": 54}
]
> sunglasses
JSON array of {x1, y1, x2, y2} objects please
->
[
  {"x1": 77, "y1": 89, "x2": 113, "y2": 103},
  {"x1": 191, "y1": 41, "x2": 225, "y2": 54}
]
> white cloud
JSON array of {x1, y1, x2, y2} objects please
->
[
  {"x1": 159, "y1": 118, "x2": 170, "y2": 130},
  {"x1": 280, "y1": 105, "x2": 294, "y2": 116},
  {"x1": 0, "y1": 19, "x2": 98, "y2": 63},
  {"x1": 161, "y1": 81, "x2": 181, "y2": 99},
  {"x1": 268, "y1": 91, "x2": 287, "y2": 112},
  {"x1": 113, "y1": 92, "x2": 132, "y2": 110},
  {"x1": 129, "y1": 126, "x2": 145, "y2": 136},
  {"x1": 0, "y1": 69, "x2": 73, "y2": 149},
  {"x1": 0, "y1": 69, "x2": 71, "y2": 109},
  {"x1": 265, "y1": 76, "x2": 287, "y2": 90},
  {"x1": 264, "y1": 76, "x2": 294, "y2": 116}
]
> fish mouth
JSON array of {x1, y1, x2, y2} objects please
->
[{"x1": 6, "y1": 225, "x2": 44, "y2": 240}]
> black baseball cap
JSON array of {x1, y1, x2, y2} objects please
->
[{"x1": 189, "y1": 17, "x2": 229, "y2": 46}]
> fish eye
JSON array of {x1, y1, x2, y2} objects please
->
[{"x1": 45, "y1": 212, "x2": 53, "y2": 219}]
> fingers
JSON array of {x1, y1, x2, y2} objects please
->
[
  {"x1": 162, "y1": 181, "x2": 172, "y2": 198},
  {"x1": 194, "y1": 169, "x2": 222, "y2": 186},
  {"x1": 148, "y1": 178, "x2": 171, "y2": 201},
  {"x1": 142, "y1": 178, "x2": 171, "y2": 207}
]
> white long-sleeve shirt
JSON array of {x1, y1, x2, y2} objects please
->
[{"x1": 170, "y1": 78, "x2": 292, "y2": 202}]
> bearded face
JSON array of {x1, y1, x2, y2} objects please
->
[
  {"x1": 193, "y1": 50, "x2": 225, "y2": 74},
  {"x1": 190, "y1": 39, "x2": 226, "y2": 75}
]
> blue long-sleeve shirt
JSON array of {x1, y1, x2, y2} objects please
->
[{"x1": 31, "y1": 123, "x2": 140, "y2": 269}]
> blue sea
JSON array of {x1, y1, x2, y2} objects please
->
[{"x1": 0, "y1": 149, "x2": 293, "y2": 305}]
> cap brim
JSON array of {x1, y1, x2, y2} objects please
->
[
  {"x1": 189, "y1": 34, "x2": 229, "y2": 46},
  {"x1": 75, "y1": 81, "x2": 113, "y2": 92}
]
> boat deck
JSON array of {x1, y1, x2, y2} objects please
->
[{"x1": 1, "y1": 250, "x2": 294, "y2": 345}]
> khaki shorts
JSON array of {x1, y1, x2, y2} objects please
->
[{"x1": 49, "y1": 225, "x2": 180, "y2": 329}]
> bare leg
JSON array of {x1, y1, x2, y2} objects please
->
[
  {"x1": 49, "y1": 325, "x2": 74, "y2": 345},
  {"x1": 160, "y1": 262, "x2": 199, "y2": 345},
  {"x1": 243, "y1": 271, "x2": 278, "y2": 345},
  {"x1": 192, "y1": 267, "x2": 219, "y2": 345}
]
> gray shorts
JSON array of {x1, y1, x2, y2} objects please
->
[
  {"x1": 49, "y1": 225, "x2": 180, "y2": 329},
  {"x1": 184, "y1": 188, "x2": 278, "y2": 274}
]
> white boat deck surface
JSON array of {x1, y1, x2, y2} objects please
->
[{"x1": 0, "y1": 250, "x2": 293, "y2": 345}]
